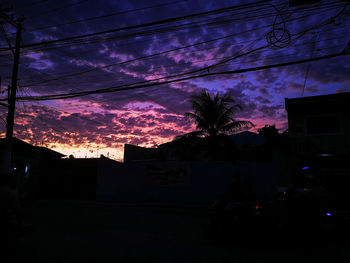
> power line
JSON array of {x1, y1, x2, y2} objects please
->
[
  {"x1": 0, "y1": 1, "x2": 346, "y2": 55},
  {"x1": 8, "y1": 4, "x2": 346, "y2": 55},
  {"x1": 42, "y1": 8, "x2": 347, "y2": 93},
  {"x1": 12, "y1": 0, "x2": 51, "y2": 11},
  {"x1": 7, "y1": 37, "x2": 346, "y2": 98},
  {"x1": 10, "y1": 41, "x2": 345, "y2": 92},
  {"x1": 4, "y1": 9, "x2": 282, "y2": 53},
  {"x1": 16, "y1": 26, "x2": 350, "y2": 91},
  {"x1": 27, "y1": 3, "x2": 347, "y2": 50},
  {"x1": 20, "y1": 35, "x2": 266, "y2": 87},
  {"x1": 0, "y1": 2, "x2": 282, "y2": 50},
  {"x1": 0, "y1": 0, "x2": 275, "y2": 51},
  {"x1": 8, "y1": 47, "x2": 349, "y2": 102},
  {"x1": 16, "y1": 5, "x2": 346, "y2": 87},
  {"x1": 4, "y1": 22, "x2": 348, "y2": 95},
  {"x1": 16, "y1": 0, "x2": 346, "y2": 35},
  {"x1": 25, "y1": 0, "x2": 90, "y2": 20},
  {"x1": 24, "y1": 0, "x2": 188, "y2": 32},
  {"x1": 1, "y1": 0, "x2": 347, "y2": 100}
]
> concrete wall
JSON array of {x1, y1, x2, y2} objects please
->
[
  {"x1": 38, "y1": 159, "x2": 98, "y2": 200},
  {"x1": 142, "y1": 162, "x2": 234, "y2": 204},
  {"x1": 96, "y1": 160, "x2": 146, "y2": 202},
  {"x1": 96, "y1": 160, "x2": 282, "y2": 204}
]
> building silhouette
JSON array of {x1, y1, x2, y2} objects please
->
[{"x1": 285, "y1": 92, "x2": 350, "y2": 208}]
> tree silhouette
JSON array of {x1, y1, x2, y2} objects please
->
[
  {"x1": 185, "y1": 90, "x2": 253, "y2": 137},
  {"x1": 258, "y1": 125, "x2": 279, "y2": 138},
  {"x1": 258, "y1": 125, "x2": 288, "y2": 153},
  {"x1": 178, "y1": 90, "x2": 253, "y2": 160}
]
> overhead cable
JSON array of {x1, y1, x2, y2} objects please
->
[{"x1": 6, "y1": 48, "x2": 348, "y2": 102}]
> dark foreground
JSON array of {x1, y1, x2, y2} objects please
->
[{"x1": 12, "y1": 200, "x2": 350, "y2": 262}]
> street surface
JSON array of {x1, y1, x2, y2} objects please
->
[{"x1": 14, "y1": 200, "x2": 350, "y2": 262}]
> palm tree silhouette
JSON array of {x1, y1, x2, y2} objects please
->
[
  {"x1": 185, "y1": 90, "x2": 253, "y2": 137},
  {"x1": 176, "y1": 90, "x2": 253, "y2": 160}
]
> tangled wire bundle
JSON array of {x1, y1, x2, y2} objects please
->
[{"x1": 266, "y1": 4, "x2": 291, "y2": 48}]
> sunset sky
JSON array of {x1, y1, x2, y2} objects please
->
[{"x1": 0, "y1": 0, "x2": 349, "y2": 161}]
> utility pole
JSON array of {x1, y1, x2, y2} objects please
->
[
  {"x1": 6, "y1": 23, "x2": 22, "y2": 140},
  {"x1": 0, "y1": 7, "x2": 23, "y2": 173}
]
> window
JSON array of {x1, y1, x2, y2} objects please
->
[{"x1": 305, "y1": 115, "x2": 341, "y2": 135}]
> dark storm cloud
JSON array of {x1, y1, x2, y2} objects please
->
[
  {"x1": 306, "y1": 57, "x2": 350, "y2": 84},
  {"x1": 224, "y1": 86, "x2": 285, "y2": 122},
  {"x1": 256, "y1": 104, "x2": 283, "y2": 119},
  {"x1": 234, "y1": 80, "x2": 257, "y2": 91},
  {"x1": 90, "y1": 82, "x2": 196, "y2": 114},
  {"x1": 287, "y1": 82, "x2": 304, "y2": 92},
  {"x1": 255, "y1": 95, "x2": 271, "y2": 104},
  {"x1": 254, "y1": 68, "x2": 280, "y2": 85}
]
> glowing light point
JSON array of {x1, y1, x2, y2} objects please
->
[
  {"x1": 302, "y1": 166, "x2": 309, "y2": 170},
  {"x1": 326, "y1": 213, "x2": 332, "y2": 217}
]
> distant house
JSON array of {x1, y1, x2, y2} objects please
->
[
  {"x1": 0, "y1": 139, "x2": 146, "y2": 202},
  {"x1": 124, "y1": 131, "x2": 266, "y2": 163},
  {"x1": 124, "y1": 144, "x2": 158, "y2": 163},
  {"x1": 0, "y1": 138, "x2": 64, "y2": 198},
  {"x1": 38, "y1": 155, "x2": 132, "y2": 201},
  {"x1": 0, "y1": 137, "x2": 64, "y2": 161}
]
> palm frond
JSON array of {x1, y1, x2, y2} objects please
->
[
  {"x1": 222, "y1": 120, "x2": 254, "y2": 132},
  {"x1": 184, "y1": 112, "x2": 209, "y2": 131},
  {"x1": 185, "y1": 90, "x2": 253, "y2": 137}
]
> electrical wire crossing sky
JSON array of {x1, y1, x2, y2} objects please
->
[{"x1": 0, "y1": 0, "x2": 349, "y2": 161}]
